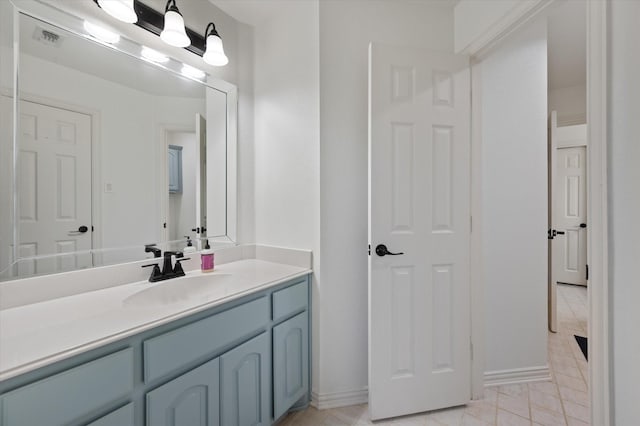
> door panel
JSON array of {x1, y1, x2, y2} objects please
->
[{"x1": 368, "y1": 43, "x2": 471, "y2": 420}]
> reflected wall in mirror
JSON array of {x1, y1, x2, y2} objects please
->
[{"x1": 0, "y1": 2, "x2": 237, "y2": 281}]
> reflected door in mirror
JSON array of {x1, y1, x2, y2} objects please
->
[{"x1": 18, "y1": 100, "x2": 92, "y2": 276}]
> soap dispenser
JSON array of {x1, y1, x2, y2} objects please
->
[
  {"x1": 183, "y1": 236, "x2": 196, "y2": 254},
  {"x1": 201, "y1": 240, "x2": 214, "y2": 272}
]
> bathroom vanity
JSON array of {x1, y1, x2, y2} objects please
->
[{"x1": 0, "y1": 257, "x2": 311, "y2": 426}]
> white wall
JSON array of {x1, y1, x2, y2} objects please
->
[
  {"x1": 609, "y1": 1, "x2": 640, "y2": 423},
  {"x1": 549, "y1": 84, "x2": 586, "y2": 126},
  {"x1": 317, "y1": 0, "x2": 454, "y2": 402},
  {"x1": 251, "y1": 0, "x2": 321, "y2": 395},
  {"x1": 479, "y1": 20, "x2": 548, "y2": 375}
]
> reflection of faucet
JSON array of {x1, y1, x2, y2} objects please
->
[
  {"x1": 144, "y1": 244, "x2": 161, "y2": 258},
  {"x1": 142, "y1": 251, "x2": 190, "y2": 282}
]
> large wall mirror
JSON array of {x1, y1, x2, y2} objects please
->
[{"x1": 0, "y1": 1, "x2": 238, "y2": 281}]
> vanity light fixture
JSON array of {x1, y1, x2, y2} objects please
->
[
  {"x1": 181, "y1": 64, "x2": 205, "y2": 80},
  {"x1": 141, "y1": 46, "x2": 169, "y2": 63},
  {"x1": 96, "y1": 0, "x2": 137, "y2": 24},
  {"x1": 160, "y1": 0, "x2": 190, "y2": 48},
  {"x1": 202, "y1": 22, "x2": 228, "y2": 66},
  {"x1": 93, "y1": 0, "x2": 229, "y2": 66},
  {"x1": 83, "y1": 21, "x2": 120, "y2": 44}
]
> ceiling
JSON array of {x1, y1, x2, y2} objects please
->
[
  {"x1": 212, "y1": 0, "x2": 584, "y2": 92},
  {"x1": 211, "y1": 0, "x2": 457, "y2": 27},
  {"x1": 547, "y1": 0, "x2": 586, "y2": 90}
]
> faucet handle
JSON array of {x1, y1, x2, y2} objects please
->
[
  {"x1": 141, "y1": 263, "x2": 162, "y2": 282},
  {"x1": 173, "y1": 257, "x2": 190, "y2": 275}
]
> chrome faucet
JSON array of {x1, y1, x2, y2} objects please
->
[{"x1": 142, "y1": 251, "x2": 190, "y2": 282}]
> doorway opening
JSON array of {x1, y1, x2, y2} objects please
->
[{"x1": 547, "y1": 1, "x2": 590, "y2": 422}]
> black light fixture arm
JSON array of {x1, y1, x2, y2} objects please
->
[
  {"x1": 205, "y1": 22, "x2": 220, "y2": 38},
  {"x1": 164, "y1": 0, "x2": 180, "y2": 14}
]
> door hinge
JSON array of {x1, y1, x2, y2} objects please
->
[
  {"x1": 368, "y1": 244, "x2": 371, "y2": 256},
  {"x1": 163, "y1": 222, "x2": 167, "y2": 229},
  {"x1": 91, "y1": 225, "x2": 94, "y2": 232},
  {"x1": 586, "y1": 264, "x2": 589, "y2": 280}
]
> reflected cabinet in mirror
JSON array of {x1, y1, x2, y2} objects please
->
[{"x1": 0, "y1": 1, "x2": 237, "y2": 281}]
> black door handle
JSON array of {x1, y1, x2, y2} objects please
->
[
  {"x1": 69, "y1": 225, "x2": 89, "y2": 235},
  {"x1": 556, "y1": 231, "x2": 565, "y2": 235},
  {"x1": 580, "y1": 223, "x2": 587, "y2": 228},
  {"x1": 375, "y1": 244, "x2": 404, "y2": 257}
]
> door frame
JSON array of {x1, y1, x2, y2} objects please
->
[{"x1": 464, "y1": 1, "x2": 610, "y2": 425}]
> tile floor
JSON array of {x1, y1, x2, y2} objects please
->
[{"x1": 280, "y1": 284, "x2": 589, "y2": 426}]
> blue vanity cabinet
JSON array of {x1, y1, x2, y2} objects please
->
[
  {"x1": 0, "y1": 273, "x2": 311, "y2": 426},
  {"x1": 220, "y1": 333, "x2": 270, "y2": 426},
  {"x1": 146, "y1": 358, "x2": 220, "y2": 426}
]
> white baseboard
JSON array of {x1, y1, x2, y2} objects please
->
[
  {"x1": 311, "y1": 388, "x2": 368, "y2": 410},
  {"x1": 484, "y1": 365, "x2": 551, "y2": 387},
  {"x1": 309, "y1": 367, "x2": 550, "y2": 409}
]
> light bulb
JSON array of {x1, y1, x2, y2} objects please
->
[
  {"x1": 160, "y1": 9, "x2": 190, "y2": 48},
  {"x1": 83, "y1": 21, "x2": 120, "y2": 44},
  {"x1": 203, "y1": 34, "x2": 228, "y2": 66},
  {"x1": 181, "y1": 64, "x2": 205, "y2": 80},
  {"x1": 141, "y1": 46, "x2": 169, "y2": 63},
  {"x1": 97, "y1": 0, "x2": 137, "y2": 24}
]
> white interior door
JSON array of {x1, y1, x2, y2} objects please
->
[
  {"x1": 368, "y1": 43, "x2": 471, "y2": 420},
  {"x1": 553, "y1": 142, "x2": 587, "y2": 286},
  {"x1": 18, "y1": 100, "x2": 92, "y2": 276},
  {"x1": 549, "y1": 114, "x2": 587, "y2": 331}
]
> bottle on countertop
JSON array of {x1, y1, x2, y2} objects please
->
[
  {"x1": 183, "y1": 236, "x2": 196, "y2": 254},
  {"x1": 201, "y1": 240, "x2": 214, "y2": 272}
]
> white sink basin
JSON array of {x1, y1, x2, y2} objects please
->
[{"x1": 123, "y1": 273, "x2": 233, "y2": 308}]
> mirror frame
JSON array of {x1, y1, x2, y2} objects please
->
[{"x1": 3, "y1": 0, "x2": 238, "y2": 277}]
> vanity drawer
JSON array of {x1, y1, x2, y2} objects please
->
[
  {"x1": 0, "y1": 348, "x2": 134, "y2": 426},
  {"x1": 143, "y1": 296, "x2": 269, "y2": 383},
  {"x1": 272, "y1": 279, "x2": 308, "y2": 322}
]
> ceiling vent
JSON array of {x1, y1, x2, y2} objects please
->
[{"x1": 33, "y1": 26, "x2": 63, "y2": 47}]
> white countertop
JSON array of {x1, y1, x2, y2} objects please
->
[{"x1": 0, "y1": 259, "x2": 310, "y2": 382}]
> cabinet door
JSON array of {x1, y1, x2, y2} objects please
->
[
  {"x1": 146, "y1": 357, "x2": 219, "y2": 426},
  {"x1": 88, "y1": 403, "x2": 134, "y2": 426},
  {"x1": 273, "y1": 311, "x2": 309, "y2": 420},
  {"x1": 220, "y1": 333, "x2": 270, "y2": 426}
]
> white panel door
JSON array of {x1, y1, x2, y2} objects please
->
[
  {"x1": 18, "y1": 100, "x2": 92, "y2": 275},
  {"x1": 553, "y1": 146, "x2": 587, "y2": 286},
  {"x1": 368, "y1": 43, "x2": 471, "y2": 420}
]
